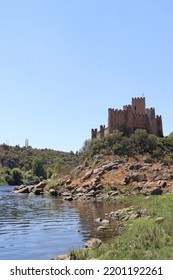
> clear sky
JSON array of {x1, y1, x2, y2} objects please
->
[{"x1": 0, "y1": 0, "x2": 173, "y2": 152}]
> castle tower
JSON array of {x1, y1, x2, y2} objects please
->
[{"x1": 132, "y1": 97, "x2": 145, "y2": 114}]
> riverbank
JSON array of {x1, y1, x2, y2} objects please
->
[
  {"x1": 13, "y1": 155, "x2": 173, "y2": 259},
  {"x1": 63, "y1": 193, "x2": 173, "y2": 260}
]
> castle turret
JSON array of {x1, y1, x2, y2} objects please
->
[
  {"x1": 91, "y1": 128, "x2": 97, "y2": 139},
  {"x1": 132, "y1": 97, "x2": 145, "y2": 114},
  {"x1": 100, "y1": 125, "x2": 105, "y2": 138}
]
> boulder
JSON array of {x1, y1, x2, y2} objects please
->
[
  {"x1": 131, "y1": 173, "x2": 147, "y2": 182},
  {"x1": 93, "y1": 168, "x2": 104, "y2": 174},
  {"x1": 157, "y1": 181, "x2": 167, "y2": 188},
  {"x1": 102, "y1": 162, "x2": 118, "y2": 172},
  {"x1": 35, "y1": 181, "x2": 47, "y2": 189},
  {"x1": 123, "y1": 176, "x2": 130, "y2": 184},
  {"x1": 82, "y1": 170, "x2": 93, "y2": 180},
  {"x1": 149, "y1": 187, "x2": 163, "y2": 195},
  {"x1": 57, "y1": 179, "x2": 67, "y2": 186},
  {"x1": 95, "y1": 184, "x2": 103, "y2": 191},
  {"x1": 66, "y1": 179, "x2": 71, "y2": 185},
  {"x1": 85, "y1": 238, "x2": 102, "y2": 249},
  {"x1": 110, "y1": 185, "x2": 118, "y2": 191},
  {"x1": 33, "y1": 188, "x2": 42, "y2": 195},
  {"x1": 108, "y1": 191, "x2": 119, "y2": 196},
  {"x1": 66, "y1": 185, "x2": 74, "y2": 191},
  {"x1": 155, "y1": 217, "x2": 164, "y2": 224},
  {"x1": 97, "y1": 225, "x2": 111, "y2": 231},
  {"x1": 128, "y1": 164, "x2": 143, "y2": 170},
  {"x1": 62, "y1": 191, "x2": 71, "y2": 196},
  {"x1": 14, "y1": 186, "x2": 30, "y2": 194},
  {"x1": 95, "y1": 218, "x2": 102, "y2": 223},
  {"x1": 76, "y1": 187, "x2": 84, "y2": 193},
  {"x1": 13, "y1": 185, "x2": 25, "y2": 191},
  {"x1": 100, "y1": 219, "x2": 110, "y2": 225},
  {"x1": 49, "y1": 189, "x2": 58, "y2": 196},
  {"x1": 63, "y1": 196, "x2": 73, "y2": 201}
]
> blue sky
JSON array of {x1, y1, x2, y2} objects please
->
[{"x1": 0, "y1": 0, "x2": 173, "y2": 152}]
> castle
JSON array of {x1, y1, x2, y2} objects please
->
[{"x1": 91, "y1": 97, "x2": 163, "y2": 139}]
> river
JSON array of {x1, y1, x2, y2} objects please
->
[{"x1": 0, "y1": 186, "x2": 121, "y2": 260}]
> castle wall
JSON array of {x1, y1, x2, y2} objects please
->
[
  {"x1": 104, "y1": 127, "x2": 109, "y2": 136},
  {"x1": 100, "y1": 125, "x2": 105, "y2": 138},
  {"x1": 151, "y1": 116, "x2": 163, "y2": 137},
  {"x1": 108, "y1": 109, "x2": 126, "y2": 133},
  {"x1": 132, "y1": 113, "x2": 149, "y2": 131},
  {"x1": 156, "y1": 116, "x2": 163, "y2": 137},
  {"x1": 146, "y1": 108, "x2": 156, "y2": 119},
  {"x1": 91, "y1": 126, "x2": 109, "y2": 139}
]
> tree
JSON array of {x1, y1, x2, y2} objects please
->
[
  {"x1": 54, "y1": 157, "x2": 65, "y2": 175},
  {"x1": 32, "y1": 157, "x2": 47, "y2": 179},
  {"x1": 12, "y1": 168, "x2": 23, "y2": 185},
  {"x1": 4, "y1": 168, "x2": 23, "y2": 186}
]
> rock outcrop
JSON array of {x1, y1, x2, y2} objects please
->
[{"x1": 13, "y1": 156, "x2": 173, "y2": 200}]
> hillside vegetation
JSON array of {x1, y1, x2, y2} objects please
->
[
  {"x1": 81, "y1": 129, "x2": 173, "y2": 161},
  {"x1": 0, "y1": 144, "x2": 79, "y2": 186}
]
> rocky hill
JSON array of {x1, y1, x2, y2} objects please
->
[{"x1": 14, "y1": 155, "x2": 173, "y2": 199}]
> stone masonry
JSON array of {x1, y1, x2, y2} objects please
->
[{"x1": 91, "y1": 97, "x2": 163, "y2": 139}]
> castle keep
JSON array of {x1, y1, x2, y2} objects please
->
[{"x1": 91, "y1": 97, "x2": 163, "y2": 139}]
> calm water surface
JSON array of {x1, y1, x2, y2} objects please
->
[{"x1": 0, "y1": 186, "x2": 120, "y2": 260}]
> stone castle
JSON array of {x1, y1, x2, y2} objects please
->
[{"x1": 91, "y1": 97, "x2": 163, "y2": 139}]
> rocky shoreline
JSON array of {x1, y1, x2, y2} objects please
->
[
  {"x1": 13, "y1": 155, "x2": 173, "y2": 260},
  {"x1": 52, "y1": 205, "x2": 156, "y2": 260},
  {"x1": 13, "y1": 155, "x2": 173, "y2": 200}
]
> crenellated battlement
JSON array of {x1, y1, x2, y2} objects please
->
[
  {"x1": 91, "y1": 96, "x2": 163, "y2": 139},
  {"x1": 109, "y1": 108, "x2": 124, "y2": 112},
  {"x1": 114, "y1": 109, "x2": 124, "y2": 114},
  {"x1": 132, "y1": 97, "x2": 145, "y2": 101},
  {"x1": 123, "y1": 105, "x2": 132, "y2": 110}
]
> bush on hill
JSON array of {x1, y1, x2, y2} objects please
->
[{"x1": 80, "y1": 129, "x2": 173, "y2": 161}]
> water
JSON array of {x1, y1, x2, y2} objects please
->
[{"x1": 0, "y1": 186, "x2": 120, "y2": 260}]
